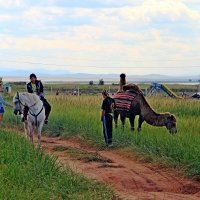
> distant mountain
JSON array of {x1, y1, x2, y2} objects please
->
[
  {"x1": 0, "y1": 69, "x2": 199, "y2": 83},
  {"x1": 0, "y1": 69, "x2": 71, "y2": 77}
]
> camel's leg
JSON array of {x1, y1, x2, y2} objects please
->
[
  {"x1": 120, "y1": 115, "x2": 126, "y2": 130},
  {"x1": 129, "y1": 115, "x2": 136, "y2": 131},
  {"x1": 138, "y1": 116, "x2": 144, "y2": 133},
  {"x1": 114, "y1": 111, "x2": 119, "y2": 128}
]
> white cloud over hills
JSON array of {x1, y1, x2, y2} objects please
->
[{"x1": 0, "y1": 0, "x2": 200, "y2": 76}]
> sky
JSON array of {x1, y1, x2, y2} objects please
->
[{"x1": 0, "y1": 0, "x2": 200, "y2": 76}]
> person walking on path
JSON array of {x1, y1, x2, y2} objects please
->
[{"x1": 101, "y1": 90, "x2": 115, "y2": 145}]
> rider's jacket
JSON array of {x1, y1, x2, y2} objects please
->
[{"x1": 27, "y1": 80, "x2": 44, "y2": 98}]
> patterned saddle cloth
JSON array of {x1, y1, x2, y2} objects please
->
[{"x1": 114, "y1": 91, "x2": 137, "y2": 112}]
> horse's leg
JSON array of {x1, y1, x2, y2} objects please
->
[
  {"x1": 120, "y1": 115, "x2": 126, "y2": 130},
  {"x1": 29, "y1": 124, "x2": 34, "y2": 143},
  {"x1": 129, "y1": 115, "x2": 136, "y2": 131},
  {"x1": 138, "y1": 115, "x2": 144, "y2": 133},
  {"x1": 37, "y1": 122, "x2": 43, "y2": 147},
  {"x1": 27, "y1": 123, "x2": 32, "y2": 142},
  {"x1": 24, "y1": 121, "x2": 28, "y2": 139},
  {"x1": 114, "y1": 111, "x2": 119, "y2": 128}
]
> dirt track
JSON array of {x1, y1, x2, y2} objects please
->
[{"x1": 39, "y1": 136, "x2": 200, "y2": 200}]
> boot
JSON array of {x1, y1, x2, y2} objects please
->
[{"x1": 23, "y1": 106, "x2": 29, "y2": 122}]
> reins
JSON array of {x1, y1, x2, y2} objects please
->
[
  {"x1": 17, "y1": 92, "x2": 37, "y2": 109},
  {"x1": 29, "y1": 106, "x2": 44, "y2": 126}
]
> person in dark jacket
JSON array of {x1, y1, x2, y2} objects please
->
[
  {"x1": 101, "y1": 90, "x2": 115, "y2": 145},
  {"x1": 118, "y1": 73, "x2": 126, "y2": 92},
  {"x1": 26, "y1": 73, "x2": 51, "y2": 124}
]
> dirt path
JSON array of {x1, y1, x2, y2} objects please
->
[{"x1": 39, "y1": 136, "x2": 200, "y2": 200}]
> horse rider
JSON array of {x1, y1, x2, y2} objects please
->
[
  {"x1": 25, "y1": 73, "x2": 51, "y2": 124},
  {"x1": 101, "y1": 90, "x2": 115, "y2": 146}
]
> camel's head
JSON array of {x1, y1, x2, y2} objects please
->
[
  {"x1": 120, "y1": 73, "x2": 126, "y2": 85},
  {"x1": 165, "y1": 114, "x2": 177, "y2": 134}
]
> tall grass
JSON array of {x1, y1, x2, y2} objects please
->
[
  {"x1": 0, "y1": 129, "x2": 115, "y2": 199},
  {"x1": 4, "y1": 95, "x2": 200, "y2": 178}
]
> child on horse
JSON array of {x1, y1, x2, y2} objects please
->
[{"x1": 26, "y1": 73, "x2": 51, "y2": 124}]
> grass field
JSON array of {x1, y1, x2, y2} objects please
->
[
  {"x1": 3, "y1": 92, "x2": 200, "y2": 180},
  {"x1": 0, "y1": 129, "x2": 116, "y2": 200},
  {"x1": 11, "y1": 82, "x2": 199, "y2": 95}
]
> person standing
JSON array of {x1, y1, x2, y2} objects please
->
[
  {"x1": 101, "y1": 90, "x2": 115, "y2": 145},
  {"x1": 27, "y1": 73, "x2": 51, "y2": 124},
  {"x1": 0, "y1": 84, "x2": 12, "y2": 125}
]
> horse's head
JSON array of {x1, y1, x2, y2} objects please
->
[
  {"x1": 165, "y1": 114, "x2": 177, "y2": 134},
  {"x1": 13, "y1": 92, "x2": 24, "y2": 115}
]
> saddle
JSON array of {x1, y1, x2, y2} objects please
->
[
  {"x1": 114, "y1": 84, "x2": 143, "y2": 112},
  {"x1": 114, "y1": 91, "x2": 137, "y2": 112}
]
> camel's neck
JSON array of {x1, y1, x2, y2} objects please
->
[
  {"x1": 119, "y1": 78, "x2": 126, "y2": 91},
  {"x1": 139, "y1": 95, "x2": 166, "y2": 126}
]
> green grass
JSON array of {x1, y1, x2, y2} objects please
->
[
  {"x1": 10, "y1": 82, "x2": 199, "y2": 96},
  {"x1": 3, "y1": 93, "x2": 200, "y2": 179},
  {"x1": 0, "y1": 129, "x2": 116, "y2": 200}
]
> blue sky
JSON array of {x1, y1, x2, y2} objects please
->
[{"x1": 0, "y1": 0, "x2": 200, "y2": 76}]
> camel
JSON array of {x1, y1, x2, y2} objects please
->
[{"x1": 114, "y1": 84, "x2": 177, "y2": 134}]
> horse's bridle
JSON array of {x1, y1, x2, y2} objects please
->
[
  {"x1": 16, "y1": 92, "x2": 44, "y2": 125},
  {"x1": 16, "y1": 92, "x2": 37, "y2": 112}
]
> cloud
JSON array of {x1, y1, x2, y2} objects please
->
[
  {"x1": 0, "y1": 0, "x2": 200, "y2": 75},
  {"x1": 0, "y1": 0, "x2": 23, "y2": 7},
  {"x1": 0, "y1": 14, "x2": 18, "y2": 22},
  {"x1": 118, "y1": 0, "x2": 200, "y2": 22}
]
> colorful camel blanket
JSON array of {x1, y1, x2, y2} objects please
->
[{"x1": 114, "y1": 91, "x2": 137, "y2": 112}]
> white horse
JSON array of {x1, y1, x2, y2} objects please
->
[{"x1": 13, "y1": 92, "x2": 45, "y2": 146}]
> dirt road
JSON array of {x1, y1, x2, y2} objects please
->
[{"x1": 40, "y1": 136, "x2": 200, "y2": 200}]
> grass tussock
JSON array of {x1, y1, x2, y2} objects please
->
[{"x1": 0, "y1": 129, "x2": 116, "y2": 200}]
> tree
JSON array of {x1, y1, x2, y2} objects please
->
[
  {"x1": 89, "y1": 80, "x2": 94, "y2": 85},
  {"x1": 99, "y1": 79, "x2": 104, "y2": 85}
]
